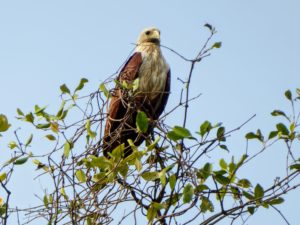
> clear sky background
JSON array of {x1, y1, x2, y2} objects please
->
[{"x1": 0, "y1": 0, "x2": 299, "y2": 224}]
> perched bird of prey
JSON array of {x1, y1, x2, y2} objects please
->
[{"x1": 103, "y1": 27, "x2": 171, "y2": 157}]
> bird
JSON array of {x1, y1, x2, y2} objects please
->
[{"x1": 102, "y1": 27, "x2": 171, "y2": 158}]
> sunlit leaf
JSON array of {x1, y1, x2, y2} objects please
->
[
  {"x1": 136, "y1": 111, "x2": 148, "y2": 133},
  {"x1": 0, "y1": 114, "x2": 11, "y2": 132},
  {"x1": 76, "y1": 169, "x2": 87, "y2": 183},
  {"x1": 199, "y1": 120, "x2": 212, "y2": 137},
  {"x1": 219, "y1": 159, "x2": 227, "y2": 170},
  {"x1": 183, "y1": 184, "x2": 194, "y2": 204},
  {"x1": 0, "y1": 173, "x2": 7, "y2": 182},
  {"x1": 147, "y1": 205, "x2": 157, "y2": 223},
  {"x1": 8, "y1": 141, "x2": 18, "y2": 149},
  {"x1": 64, "y1": 141, "x2": 72, "y2": 158},
  {"x1": 167, "y1": 126, "x2": 193, "y2": 141},
  {"x1": 141, "y1": 171, "x2": 160, "y2": 181},
  {"x1": 99, "y1": 83, "x2": 110, "y2": 98},
  {"x1": 50, "y1": 122, "x2": 59, "y2": 133},
  {"x1": 169, "y1": 174, "x2": 176, "y2": 190},
  {"x1": 85, "y1": 119, "x2": 97, "y2": 139}
]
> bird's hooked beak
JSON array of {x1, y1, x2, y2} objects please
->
[
  {"x1": 149, "y1": 29, "x2": 160, "y2": 44},
  {"x1": 137, "y1": 27, "x2": 161, "y2": 45}
]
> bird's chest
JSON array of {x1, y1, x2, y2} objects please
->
[{"x1": 137, "y1": 55, "x2": 168, "y2": 100}]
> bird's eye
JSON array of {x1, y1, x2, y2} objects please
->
[{"x1": 145, "y1": 30, "x2": 151, "y2": 35}]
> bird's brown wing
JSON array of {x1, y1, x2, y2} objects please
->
[{"x1": 103, "y1": 52, "x2": 143, "y2": 155}]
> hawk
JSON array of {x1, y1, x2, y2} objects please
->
[{"x1": 103, "y1": 27, "x2": 171, "y2": 157}]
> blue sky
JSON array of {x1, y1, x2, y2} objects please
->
[{"x1": 0, "y1": 0, "x2": 300, "y2": 224}]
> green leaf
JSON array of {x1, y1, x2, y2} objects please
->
[
  {"x1": 254, "y1": 184, "x2": 264, "y2": 199},
  {"x1": 24, "y1": 113, "x2": 34, "y2": 123},
  {"x1": 217, "y1": 127, "x2": 225, "y2": 141},
  {"x1": 43, "y1": 195, "x2": 49, "y2": 208},
  {"x1": 36, "y1": 123, "x2": 51, "y2": 129},
  {"x1": 118, "y1": 163, "x2": 129, "y2": 178},
  {"x1": 111, "y1": 144, "x2": 124, "y2": 159},
  {"x1": 45, "y1": 134, "x2": 56, "y2": 141},
  {"x1": 25, "y1": 134, "x2": 33, "y2": 147},
  {"x1": 195, "y1": 184, "x2": 209, "y2": 192},
  {"x1": 276, "y1": 123, "x2": 289, "y2": 136},
  {"x1": 8, "y1": 141, "x2": 18, "y2": 149},
  {"x1": 290, "y1": 163, "x2": 300, "y2": 170},
  {"x1": 60, "y1": 188, "x2": 69, "y2": 201},
  {"x1": 284, "y1": 90, "x2": 292, "y2": 101},
  {"x1": 248, "y1": 206, "x2": 255, "y2": 215},
  {"x1": 200, "y1": 120, "x2": 212, "y2": 137},
  {"x1": 76, "y1": 169, "x2": 87, "y2": 183},
  {"x1": 34, "y1": 105, "x2": 47, "y2": 115},
  {"x1": 200, "y1": 196, "x2": 214, "y2": 213},
  {"x1": 268, "y1": 131, "x2": 278, "y2": 139},
  {"x1": 85, "y1": 119, "x2": 97, "y2": 139},
  {"x1": 14, "y1": 157, "x2": 29, "y2": 165},
  {"x1": 0, "y1": 173, "x2": 7, "y2": 182},
  {"x1": 50, "y1": 122, "x2": 59, "y2": 133},
  {"x1": 243, "y1": 191, "x2": 254, "y2": 200},
  {"x1": 0, "y1": 114, "x2": 11, "y2": 132},
  {"x1": 141, "y1": 171, "x2": 160, "y2": 181},
  {"x1": 219, "y1": 144, "x2": 229, "y2": 151},
  {"x1": 56, "y1": 100, "x2": 66, "y2": 118},
  {"x1": 245, "y1": 129, "x2": 263, "y2": 142},
  {"x1": 237, "y1": 179, "x2": 251, "y2": 188},
  {"x1": 183, "y1": 184, "x2": 194, "y2": 204},
  {"x1": 204, "y1": 23, "x2": 216, "y2": 33},
  {"x1": 169, "y1": 174, "x2": 176, "y2": 190},
  {"x1": 90, "y1": 156, "x2": 111, "y2": 170},
  {"x1": 75, "y1": 78, "x2": 88, "y2": 92},
  {"x1": 152, "y1": 202, "x2": 164, "y2": 210},
  {"x1": 146, "y1": 136, "x2": 161, "y2": 151},
  {"x1": 17, "y1": 108, "x2": 24, "y2": 116},
  {"x1": 219, "y1": 159, "x2": 227, "y2": 170},
  {"x1": 167, "y1": 126, "x2": 193, "y2": 141},
  {"x1": 99, "y1": 83, "x2": 110, "y2": 98},
  {"x1": 268, "y1": 197, "x2": 284, "y2": 205},
  {"x1": 215, "y1": 174, "x2": 230, "y2": 186},
  {"x1": 271, "y1": 110, "x2": 287, "y2": 117},
  {"x1": 197, "y1": 163, "x2": 212, "y2": 181},
  {"x1": 64, "y1": 141, "x2": 72, "y2": 158},
  {"x1": 132, "y1": 78, "x2": 140, "y2": 92},
  {"x1": 60, "y1": 84, "x2": 70, "y2": 94},
  {"x1": 159, "y1": 170, "x2": 166, "y2": 186},
  {"x1": 147, "y1": 205, "x2": 157, "y2": 223},
  {"x1": 212, "y1": 42, "x2": 222, "y2": 48},
  {"x1": 136, "y1": 111, "x2": 148, "y2": 133}
]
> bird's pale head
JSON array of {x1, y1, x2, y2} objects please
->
[{"x1": 137, "y1": 27, "x2": 161, "y2": 45}]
